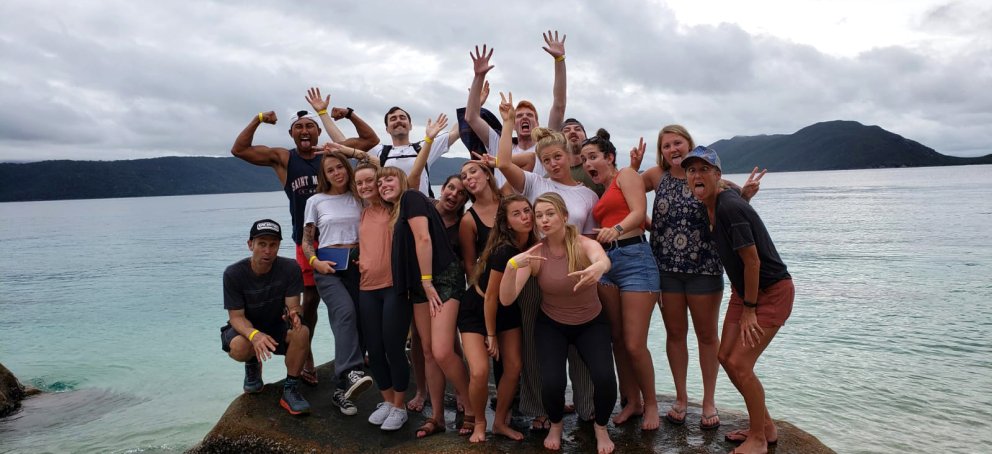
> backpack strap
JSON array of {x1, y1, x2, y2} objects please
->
[{"x1": 379, "y1": 143, "x2": 434, "y2": 197}]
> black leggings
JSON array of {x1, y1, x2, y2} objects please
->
[
  {"x1": 359, "y1": 288, "x2": 412, "y2": 392},
  {"x1": 535, "y1": 309, "x2": 617, "y2": 426}
]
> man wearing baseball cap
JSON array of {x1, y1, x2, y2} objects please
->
[{"x1": 219, "y1": 219, "x2": 312, "y2": 415}]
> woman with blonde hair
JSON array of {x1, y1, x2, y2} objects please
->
[{"x1": 500, "y1": 192, "x2": 616, "y2": 454}]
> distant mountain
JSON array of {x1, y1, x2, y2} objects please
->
[
  {"x1": 708, "y1": 120, "x2": 992, "y2": 173},
  {"x1": 0, "y1": 156, "x2": 469, "y2": 203}
]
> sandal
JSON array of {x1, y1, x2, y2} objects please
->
[
  {"x1": 664, "y1": 405, "x2": 686, "y2": 425},
  {"x1": 458, "y1": 415, "x2": 476, "y2": 436},
  {"x1": 415, "y1": 418, "x2": 445, "y2": 438},
  {"x1": 725, "y1": 428, "x2": 778, "y2": 445},
  {"x1": 300, "y1": 366, "x2": 318, "y2": 386},
  {"x1": 700, "y1": 411, "x2": 720, "y2": 430},
  {"x1": 530, "y1": 416, "x2": 551, "y2": 432}
]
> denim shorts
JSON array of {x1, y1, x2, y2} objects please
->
[
  {"x1": 659, "y1": 271, "x2": 724, "y2": 295},
  {"x1": 599, "y1": 241, "x2": 661, "y2": 293}
]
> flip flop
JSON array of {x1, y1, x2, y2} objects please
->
[
  {"x1": 664, "y1": 406, "x2": 686, "y2": 425},
  {"x1": 531, "y1": 416, "x2": 551, "y2": 432},
  {"x1": 415, "y1": 418, "x2": 445, "y2": 438},
  {"x1": 300, "y1": 366, "x2": 318, "y2": 386},
  {"x1": 724, "y1": 428, "x2": 778, "y2": 445},
  {"x1": 700, "y1": 411, "x2": 720, "y2": 430},
  {"x1": 459, "y1": 415, "x2": 476, "y2": 436}
]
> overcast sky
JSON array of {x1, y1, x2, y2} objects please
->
[{"x1": 1, "y1": 0, "x2": 989, "y2": 163}]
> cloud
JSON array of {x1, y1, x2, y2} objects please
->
[{"x1": 0, "y1": 0, "x2": 988, "y2": 162}]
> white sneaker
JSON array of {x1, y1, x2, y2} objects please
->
[
  {"x1": 368, "y1": 402, "x2": 392, "y2": 425},
  {"x1": 380, "y1": 406, "x2": 408, "y2": 431}
]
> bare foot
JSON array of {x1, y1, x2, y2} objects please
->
[
  {"x1": 611, "y1": 401, "x2": 643, "y2": 425},
  {"x1": 493, "y1": 422, "x2": 524, "y2": 441},
  {"x1": 731, "y1": 437, "x2": 768, "y2": 454},
  {"x1": 594, "y1": 423, "x2": 615, "y2": 454},
  {"x1": 641, "y1": 403, "x2": 660, "y2": 431},
  {"x1": 469, "y1": 422, "x2": 487, "y2": 443},
  {"x1": 544, "y1": 421, "x2": 564, "y2": 450},
  {"x1": 406, "y1": 393, "x2": 426, "y2": 412}
]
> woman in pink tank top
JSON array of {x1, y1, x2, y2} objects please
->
[{"x1": 500, "y1": 192, "x2": 617, "y2": 454}]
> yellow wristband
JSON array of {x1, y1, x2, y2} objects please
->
[
  {"x1": 555, "y1": 55, "x2": 565, "y2": 62},
  {"x1": 248, "y1": 329, "x2": 260, "y2": 341},
  {"x1": 257, "y1": 112, "x2": 264, "y2": 122},
  {"x1": 421, "y1": 274, "x2": 432, "y2": 281},
  {"x1": 494, "y1": 157, "x2": 499, "y2": 166},
  {"x1": 509, "y1": 258, "x2": 519, "y2": 269},
  {"x1": 309, "y1": 255, "x2": 318, "y2": 265},
  {"x1": 317, "y1": 109, "x2": 328, "y2": 116},
  {"x1": 423, "y1": 136, "x2": 433, "y2": 144}
]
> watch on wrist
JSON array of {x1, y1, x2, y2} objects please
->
[
  {"x1": 613, "y1": 224, "x2": 624, "y2": 234},
  {"x1": 345, "y1": 107, "x2": 354, "y2": 119},
  {"x1": 742, "y1": 300, "x2": 758, "y2": 308}
]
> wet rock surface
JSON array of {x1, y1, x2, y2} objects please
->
[
  {"x1": 0, "y1": 362, "x2": 27, "y2": 418},
  {"x1": 191, "y1": 361, "x2": 833, "y2": 453}
]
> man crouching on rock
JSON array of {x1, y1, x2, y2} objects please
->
[{"x1": 220, "y1": 219, "x2": 312, "y2": 415}]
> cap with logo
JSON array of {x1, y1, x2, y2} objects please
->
[
  {"x1": 680, "y1": 146, "x2": 722, "y2": 172},
  {"x1": 249, "y1": 219, "x2": 283, "y2": 240}
]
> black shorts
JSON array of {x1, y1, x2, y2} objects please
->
[
  {"x1": 409, "y1": 261, "x2": 466, "y2": 304},
  {"x1": 457, "y1": 288, "x2": 522, "y2": 335},
  {"x1": 221, "y1": 323, "x2": 288, "y2": 356}
]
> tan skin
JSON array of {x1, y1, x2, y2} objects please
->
[
  {"x1": 495, "y1": 92, "x2": 582, "y2": 193},
  {"x1": 580, "y1": 143, "x2": 662, "y2": 430},
  {"x1": 231, "y1": 89, "x2": 379, "y2": 382},
  {"x1": 225, "y1": 236, "x2": 310, "y2": 379},
  {"x1": 465, "y1": 31, "x2": 567, "y2": 170},
  {"x1": 500, "y1": 202, "x2": 614, "y2": 454},
  {"x1": 481, "y1": 200, "x2": 532, "y2": 441},
  {"x1": 301, "y1": 156, "x2": 357, "y2": 274},
  {"x1": 627, "y1": 133, "x2": 765, "y2": 426},
  {"x1": 458, "y1": 162, "x2": 499, "y2": 278},
  {"x1": 687, "y1": 160, "x2": 778, "y2": 454}
]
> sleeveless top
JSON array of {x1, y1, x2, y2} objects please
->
[
  {"x1": 650, "y1": 172, "x2": 722, "y2": 275},
  {"x1": 537, "y1": 241, "x2": 601, "y2": 325},
  {"x1": 467, "y1": 207, "x2": 493, "y2": 256},
  {"x1": 283, "y1": 149, "x2": 321, "y2": 245}
]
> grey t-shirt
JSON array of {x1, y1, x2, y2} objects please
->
[
  {"x1": 223, "y1": 257, "x2": 303, "y2": 332},
  {"x1": 711, "y1": 190, "x2": 790, "y2": 294}
]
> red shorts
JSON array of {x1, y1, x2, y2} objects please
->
[
  {"x1": 295, "y1": 243, "x2": 317, "y2": 287},
  {"x1": 726, "y1": 278, "x2": 794, "y2": 328}
]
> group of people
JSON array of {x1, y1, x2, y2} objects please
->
[{"x1": 219, "y1": 31, "x2": 795, "y2": 454}]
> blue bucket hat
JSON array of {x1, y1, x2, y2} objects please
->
[{"x1": 680, "y1": 146, "x2": 721, "y2": 172}]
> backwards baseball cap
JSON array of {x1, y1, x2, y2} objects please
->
[
  {"x1": 561, "y1": 118, "x2": 585, "y2": 132},
  {"x1": 249, "y1": 219, "x2": 283, "y2": 240},
  {"x1": 680, "y1": 146, "x2": 722, "y2": 171}
]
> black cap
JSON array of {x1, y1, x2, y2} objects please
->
[
  {"x1": 562, "y1": 118, "x2": 585, "y2": 132},
  {"x1": 249, "y1": 219, "x2": 282, "y2": 240}
]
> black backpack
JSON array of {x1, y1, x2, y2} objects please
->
[{"x1": 379, "y1": 143, "x2": 434, "y2": 197}]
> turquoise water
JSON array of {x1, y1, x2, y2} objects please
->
[{"x1": 1, "y1": 165, "x2": 990, "y2": 453}]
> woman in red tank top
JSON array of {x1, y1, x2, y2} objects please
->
[{"x1": 581, "y1": 129, "x2": 662, "y2": 430}]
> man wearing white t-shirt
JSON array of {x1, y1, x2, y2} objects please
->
[{"x1": 366, "y1": 107, "x2": 460, "y2": 197}]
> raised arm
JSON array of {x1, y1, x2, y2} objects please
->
[
  {"x1": 406, "y1": 113, "x2": 447, "y2": 191},
  {"x1": 542, "y1": 30, "x2": 567, "y2": 131},
  {"x1": 629, "y1": 137, "x2": 663, "y2": 193},
  {"x1": 330, "y1": 107, "x2": 380, "y2": 151},
  {"x1": 466, "y1": 45, "x2": 496, "y2": 143},
  {"x1": 495, "y1": 92, "x2": 527, "y2": 192},
  {"x1": 230, "y1": 111, "x2": 289, "y2": 181},
  {"x1": 306, "y1": 87, "x2": 347, "y2": 143}
]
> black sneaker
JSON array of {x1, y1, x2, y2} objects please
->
[
  {"x1": 280, "y1": 380, "x2": 311, "y2": 416},
  {"x1": 343, "y1": 369, "x2": 373, "y2": 400},
  {"x1": 243, "y1": 359, "x2": 263, "y2": 394},
  {"x1": 332, "y1": 389, "x2": 358, "y2": 416}
]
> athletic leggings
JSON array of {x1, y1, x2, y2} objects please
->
[
  {"x1": 535, "y1": 309, "x2": 617, "y2": 426},
  {"x1": 358, "y1": 287, "x2": 412, "y2": 392}
]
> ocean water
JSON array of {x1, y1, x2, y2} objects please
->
[{"x1": 1, "y1": 165, "x2": 990, "y2": 453}]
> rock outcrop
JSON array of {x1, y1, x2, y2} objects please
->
[
  {"x1": 191, "y1": 361, "x2": 833, "y2": 453},
  {"x1": 1, "y1": 362, "x2": 27, "y2": 417}
]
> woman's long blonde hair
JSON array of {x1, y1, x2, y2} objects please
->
[
  {"x1": 377, "y1": 166, "x2": 410, "y2": 227},
  {"x1": 534, "y1": 192, "x2": 589, "y2": 273}
]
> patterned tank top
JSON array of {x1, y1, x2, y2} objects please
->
[{"x1": 650, "y1": 172, "x2": 722, "y2": 275}]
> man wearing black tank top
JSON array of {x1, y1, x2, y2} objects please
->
[{"x1": 231, "y1": 88, "x2": 378, "y2": 384}]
